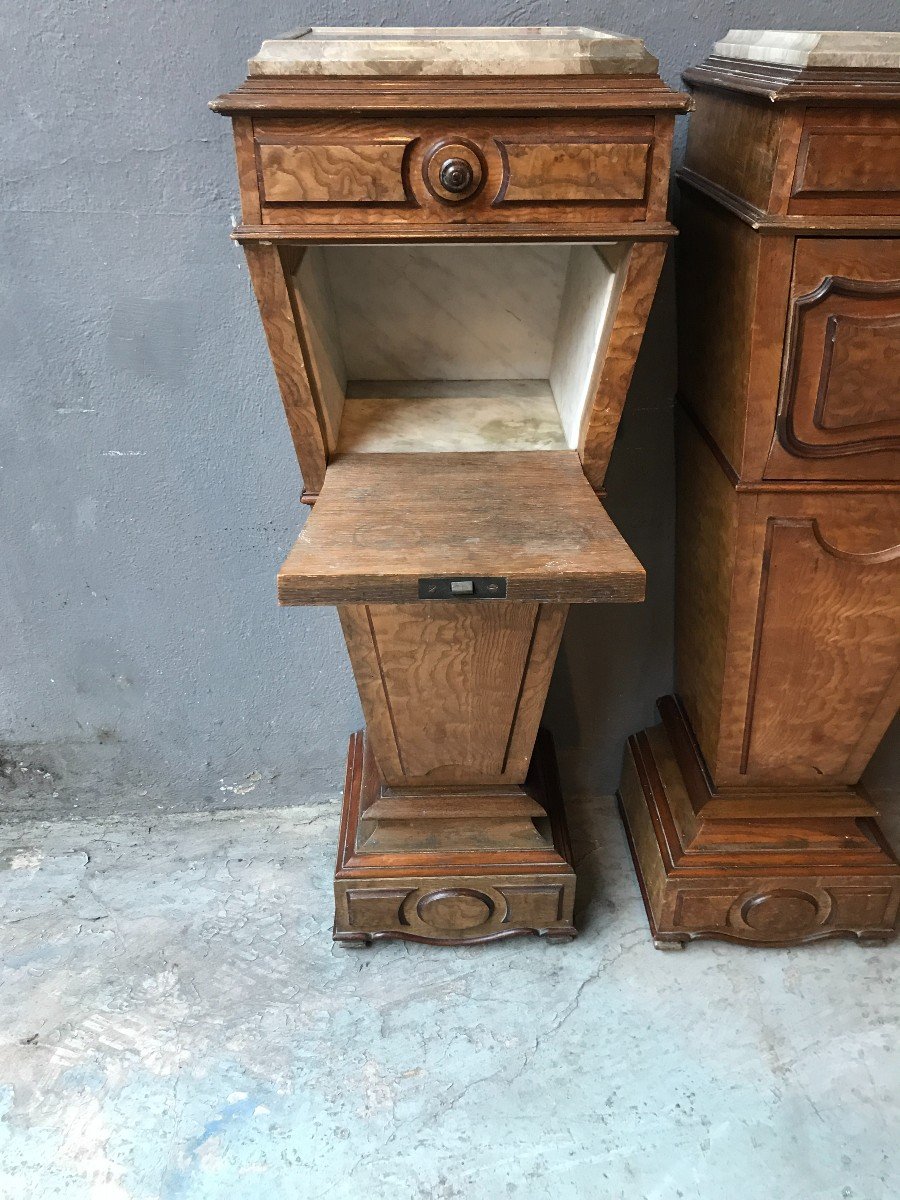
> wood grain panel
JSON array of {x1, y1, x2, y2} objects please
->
[
  {"x1": 793, "y1": 133, "x2": 900, "y2": 199},
  {"x1": 788, "y1": 110, "x2": 900, "y2": 217},
  {"x1": 497, "y1": 140, "x2": 649, "y2": 203},
  {"x1": 231, "y1": 115, "x2": 261, "y2": 224},
  {"x1": 338, "y1": 601, "x2": 566, "y2": 787},
  {"x1": 674, "y1": 411, "x2": 739, "y2": 773},
  {"x1": 337, "y1": 605, "x2": 404, "y2": 782},
  {"x1": 251, "y1": 114, "x2": 660, "y2": 229},
  {"x1": 681, "y1": 90, "x2": 786, "y2": 213},
  {"x1": 767, "y1": 237, "x2": 900, "y2": 481},
  {"x1": 676, "y1": 190, "x2": 794, "y2": 481},
  {"x1": 368, "y1": 602, "x2": 535, "y2": 784},
  {"x1": 242, "y1": 243, "x2": 328, "y2": 492},
  {"x1": 741, "y1": 516, "x2": 900, "y2": 783},
  {"x1": 278, "y1": 452, "x2": 645, "y2": 605},
  {"x1": 578, "y1": 240, "x2": 666, "y2": 489},
  {"x1": 258, "y1": 141, "x2": 410, "y2": 203},
  {"x1": 500, "y1": 604, "x2": 569, "y2": 779},
  {"x1": 816, "y1": 314, "x2": 900, "y2": 429},
  {"x1": 675, "y1": 421, "x2": 900, "y2": 789}
]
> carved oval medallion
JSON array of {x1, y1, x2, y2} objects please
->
[
  {"x1": 739, "y1": 890, "x2": 821, "y2": 937},
  {"x1": 416, "y1": 888, "x2": 494, "y2": 930}
]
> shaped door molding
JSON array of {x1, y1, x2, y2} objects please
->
[{"x1": 776, "y1": 274, "x2": 900, "y2": 461}]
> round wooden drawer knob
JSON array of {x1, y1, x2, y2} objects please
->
[
  {"x1": 439, "y1": 157, "x2": 474, "y2": 194},
  {"x1": 424, "y1": 140, "x2": 484, "y2": 202}
]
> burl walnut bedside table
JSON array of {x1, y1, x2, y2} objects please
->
[{"x1": 212, "y1": 27, "x2": 688, "y2": 946}]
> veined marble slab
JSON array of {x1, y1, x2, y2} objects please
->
[
  {"x1": 323, "y1": 244, "x2": 570, "y2": 382},
  {"x1": 337, "y1": 381, "x2": 567, "y2": 453},
  {"x1": 713, "y1": 29, "x2": 900, "y2": 70},
  {"x1": 249, "y1": 26, "x2": 657, "y2": 77}
]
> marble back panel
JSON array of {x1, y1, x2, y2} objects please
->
[{"x1": 322, "y1": 244, "x2": 570, "y2": 382}]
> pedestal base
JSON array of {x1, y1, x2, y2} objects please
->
[
  {"x1": 334, "y1": 728, "x2": 577, "y2": 946},
  {"x1": 618, "y1": 697, "x2": 900, "y2": 949}
]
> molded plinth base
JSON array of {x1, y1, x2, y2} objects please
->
[
  {"x1": 334, "y1": 729, "x2": 577, "y2": 946},
  {"x1": 617, "y1": 697, "x2": 900, "y2": 949}
]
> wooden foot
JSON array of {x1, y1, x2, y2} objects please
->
[
  {"x1": 618, "y1": 697, "x2": 900, "y2": 948},
  {"x1": 333, "y1": 728, "x2": 577, "y2": 946},
  {"x1": 653, "y1": 936, "x2": 687, "y2": 951}
]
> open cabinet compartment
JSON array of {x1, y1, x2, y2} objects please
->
[{"x1": 288, "y1": 242, "x2": 634, "y2": 456}]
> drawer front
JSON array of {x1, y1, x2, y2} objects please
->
[
  {"x1": 498, "y1": 140, "x2": 650, "y2": 202},
  {"x1": 253, "y1": 114, "x2": 658, "y2": 229},
  {"x1": 789, "y1": 109, "x2": 900, "y2": 216},
  {"x1": 257, "y1": 141, "x2": 409, "y2": 203},
  {"x1": 765, "y1": 238, "x2": 900, "y2": 482},
  {"x1": 719, "y1": 491, "x2": 900, "y2": 786}
]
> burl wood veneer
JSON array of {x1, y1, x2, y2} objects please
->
[
  {"x1": 213, "y1": 27, "x2": 687, "y2": 945},
  {"x1": 618, "y1": 30, "x2": 900, "y2": 949}
]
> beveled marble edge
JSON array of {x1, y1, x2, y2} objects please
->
[
  {"x1": 249, "y1": 26, "x2": 658, "y2": 77},
  {"x1": 713, "y1": 29, "x2": 900, "y2": 70}
]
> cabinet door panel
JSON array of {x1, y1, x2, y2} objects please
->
[
  {"x1": 739, "y1": 505, "x2": 900, "y2": 784},
  {"x1": 766, "y1": 238, "x2": 900, "y2": 481}
]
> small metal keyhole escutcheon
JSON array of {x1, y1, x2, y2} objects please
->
[{"x1": 439, "y1": 157, "x2": 474, "y2": 194}]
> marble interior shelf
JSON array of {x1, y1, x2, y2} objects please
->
[
  {"x1": 249, "y1": 26, "x2": 658, "y2": 77},
  {"x1": 293, "y1": 243, "x2": 629, "y2": 457},
  {"x1": 336, "y1": 381, "x2": 567, "y2": 454}
]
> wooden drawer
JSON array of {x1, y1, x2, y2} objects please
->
[
  {"x1": 252, "y1": 114, "x2": 662, "y2": 230},
  {"x1": 789, "y1": 109, "x2": 900, "y2": 217},
  {"x1": 765, "y1": 238, "x2": 900, "y2": 482}
]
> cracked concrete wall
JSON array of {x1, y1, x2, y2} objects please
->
[{"x1": 2, "y1": 1, "x2": 898, "y2": 816}]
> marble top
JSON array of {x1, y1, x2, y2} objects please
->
[
  {"x1": 713, "y1": 29, "x2": 900, "y2": 70},
  {"x1": 248, "y1": 26, "x2": 658, "y2": 77}
]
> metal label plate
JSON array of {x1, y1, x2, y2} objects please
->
[{"x1": 417, "y1": 576, "x2": 508, "y2": 599}]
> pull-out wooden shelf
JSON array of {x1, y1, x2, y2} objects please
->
[{"x1": 278, "y1": 451, "x2": 645, "y2": 605}]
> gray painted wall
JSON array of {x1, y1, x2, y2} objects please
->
[{"x1": 2, "y1": 1, "x2": 898, "y2": 818}]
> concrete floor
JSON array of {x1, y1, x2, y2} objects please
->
[{"x1": 1, "y1": 794, "x2": 898, "y2": 1200}]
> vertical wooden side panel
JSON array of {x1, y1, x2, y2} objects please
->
[
  {"x1": 242, "y1": 242, "x2": 328, "y2": 493},
  {"x1": 768, "y1": 105, "x2": 807, "y2": 217},
  {"x1": 646, "y1": 114, "x2": 676, "y2": 222},
  {"x1": 289, "y1": 249, "x2": 347, "y2": 454},
  {"x1": 674, "y1": 415, "x2": 740, "y2": 774},
  {"x1": 578, "y1": 240, "x2": 667, "y2": 491},
  {"x1": 503, "y1": 604, "x2": 569, "y2": 779},
  {"x1": 337, "y1": 604, "x2": 405, "y2": 782},
  {"x1": 231, "y1": 116, "x2": 261, "y2": 224},
  {"x1": 676, "y1": 192, "x2": 794, "y2": 480},
  {"x1": 681, "y1": 91, "x2": 785, "y2": 213}
]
